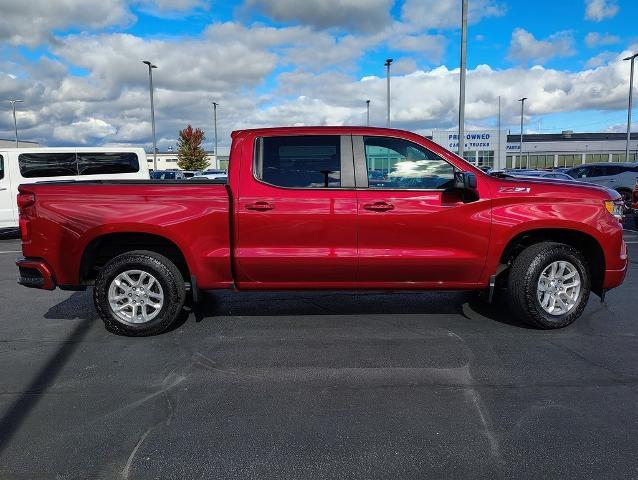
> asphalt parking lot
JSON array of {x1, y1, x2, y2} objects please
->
[{"x1": 0, "y1": 229, "x2": 637, "y2": 479}]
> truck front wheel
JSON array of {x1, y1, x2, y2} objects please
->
[
  {"x1": 507, "y1": 242, "x2": 590, "y2": 329},
  {"x1": 94, "y1": 250, "x2": 186, "y2": 336}
]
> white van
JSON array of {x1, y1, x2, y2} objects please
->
[{"x1": 0, "y1": 148, "x2": 149, "y2": 231}]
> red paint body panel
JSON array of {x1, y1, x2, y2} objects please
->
[
  {"x1": 16, "y1": 126, "x2": 628, "y2": 295},
  {"x1": 20, "y1": 183, "x2": 232, "y2": 289}
]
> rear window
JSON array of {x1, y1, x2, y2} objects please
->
[
  {"x1": 77, "y1": 152, "x2": 139, "y2": 175},
  {"x1": 18, "y1": 153, "x2": 77, "y2": 178},
  {"x1": 255, "y1": 135, "x2": 341, "y2": 188}
]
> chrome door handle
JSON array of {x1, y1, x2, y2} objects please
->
[
  {"x1": 363, "y1": 201, "x2": 394, "y2": 212},
  {"x1": 246, "y1": 201, "x2": 274, "y2": 211}
]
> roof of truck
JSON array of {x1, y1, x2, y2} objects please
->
[{"x1": 230, "y1": 126, "x2": 422, "y2": 137}]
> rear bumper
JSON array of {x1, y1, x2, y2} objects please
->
[{"x1": 16, "y1": 257, "x2": 56, "y2": 290}]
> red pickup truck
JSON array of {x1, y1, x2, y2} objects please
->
[{"x1": 16, "y1": 127, "x2": 628, "y2": 336}]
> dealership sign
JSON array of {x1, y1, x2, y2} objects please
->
[{"x1": 431, "y1": 130, "x2": 504, "y2": 151}]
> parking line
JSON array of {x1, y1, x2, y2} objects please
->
[{"x1": 0, "y1": 250, "x2": 21, "y2": 254}]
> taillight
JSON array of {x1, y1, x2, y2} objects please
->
[
  {"x1": 17, "y1": 192, "x2": 35, "y2": 242},
  {"x1": 19, "y1": 217, "x2": 30, "y2": 241},
  {"x1": 17, "y1": 192, "x2": 35, "y2": 211}
]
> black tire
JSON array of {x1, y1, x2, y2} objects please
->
[
  {"x1": 94, "y1": 250, "x2": 186, "y2": 336},
  {"x1": 507, "y1": 242, "x2": 590, "y2": 329}
]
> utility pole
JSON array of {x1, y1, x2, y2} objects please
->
[
  {"x1": 518, "y1": 97, "x2": 527, "y2": 169},
  {"x1": 385, "y1": 59, "x2": 393, "y2": 127},
  {"x1": 6, "y1": 99, "x2": 24, "y2": 147},
  {"x1": 623, "y1": 53, "x2": 638, "y2": 161},
  {"x1": 497, "y1": 95, "x2": 501, "y2": 169},
  {"x1": 458, "y1": 0, "x2": 468, "y2": 158},
  {"x1": 142, "y1": 60, "x2": 158, "y2": 171},
  {"x1": 211, "y1": 101, "x2": 219, "y2": 169},
  {"x1": 366, "y1": 99, "x2": 370, "y2": 126}
]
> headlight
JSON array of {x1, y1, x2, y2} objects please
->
[{"x1": 604, "y1": 199, "x2": 624, "y2": 221}]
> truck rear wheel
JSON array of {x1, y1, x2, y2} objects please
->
[
  {"x1": 507, "y1": 242, "x2": 590, "y2": 329},
  {"x1": 94, "y1": 250, "x2": 186, "y2": 336}
]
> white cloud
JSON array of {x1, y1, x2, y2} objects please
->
[
  {"x1": 0, "y1": 0, "x2": 134, "y2": 47},
  {"x1": 390, "y1": 34, "x2": 447, "y2": 63},
  {"x1": 242, "y1": 0, "x2": 393, "y2": 32},
  {"x1": 584, "y1": 32, "x2": 620, "y2": 48},
  {"x1": 54, "y1": 118, "x2": 117, "y2": 143},
  {"x1": 507, "y1": 28, "x2": 575, "y2": 64},
  {"x1": 400, "y1": 0, "x2": 506, "y2": 30},
  {"x1": 584, "y1": 51, "x2": 618, "y2": 68},
  {"x1": 585, "y1": 0, "x2": 619, "y2": 21}
]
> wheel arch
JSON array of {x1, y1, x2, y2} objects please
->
[
  {"x1": 80, "y1": 232, "x2": 191, "y2": 284},
  {"x1": 498, "y1": 228, "x2": 605, "y2": 297}
]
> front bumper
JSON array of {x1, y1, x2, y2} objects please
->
[
  {"x1": 16, "y1": 257, "x2": 56, "y2": 290},
  {"x1": 603, "y1": 240, "x2": 628, "y2": 290}
]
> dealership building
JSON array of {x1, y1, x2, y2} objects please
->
[
  {"x1": 0, "y1": 139, "x2": 39, "y2": 148},
  {"x1": 430, "y1": 130, "x2": 638, "y2": 170}
]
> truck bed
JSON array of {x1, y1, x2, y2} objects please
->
[{"x1": 19, "y1": 181, "x2": 233, "y2": 290}]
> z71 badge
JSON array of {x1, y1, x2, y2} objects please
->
[{"x1": 499, "y1": 186, "x2": 531, "y2": 193}]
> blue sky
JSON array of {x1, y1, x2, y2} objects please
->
[{"x1": 1, "y1": 0, "x2": 637, "y2": 149}]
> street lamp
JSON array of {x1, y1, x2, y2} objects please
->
[
  {"x1": 518, "y1": 97, "x2": 527, "y2": 168},
  {"x1": 6, "y1": 99, "x2": 24, "y2": 147},
  {"x1": 211, "y1": 101, "x2": 219, "y2": 169},
  {"x1": 384, "y1": 59, "x2": 393, "y2": 127},
  {"x1": 366, "y1": 99, "x2": 370, "y2": 126},
  {"x1": 458, "y1": 0, "x2": 468, "y2": 158},
  {"x1": 623, "y1": 53, "x2": 638, "y2": 162},
  {"x1": 142, "y1": 60, "x2": 158, "y2": 171}
]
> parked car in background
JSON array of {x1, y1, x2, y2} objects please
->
[
  {"x1": 0, "y1": 148, "x2": 148, "y2": 232},
  {"x1": 191, "y1": 173, "x2": 227, "y2": 182},
  {"x1": 632, "y1": 179, "x2": 638, "y2": 228},
  {"x1": 181, "y1": 171, "x2": 200, "y2": 178},
  {"x1": 508, "y1": 170, "x2": 576, "y2": 181},
  {"x1": 201, "y1": 169, "x2": 227, "y2": 179},
  {"x1": 566, "y1": 163, "x2": 638, "y2": 208},
  {"x1": 15, "y1": 126, "x2": 627, "y2": 336},
  {"x1": 151, "y1": 170, "x2": 186, "y2": 180}
]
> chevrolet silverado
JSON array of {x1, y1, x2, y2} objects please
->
[{"x1": 16, "y1": 127, "x2": 628, "y2": 335}]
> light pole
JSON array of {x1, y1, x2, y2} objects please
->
[
  {"x1": 623, "y1": 53, "x2": 638, "y2": 162},
  {"x1": 6, "y1": 99, "x2": 24, "y2": 147},
  {"x1": 458, "y1": 0, "x2": 468, "y2": 158},
  {"x1": 142, "y1": 60, "x2": 158, "y2": 171},
  {"x1": 211, "y1": 101, "x2": 219, "y2": 169},
  {"x1": 497, "y1": 95, "x2": 501, "y2": 169},
  {"x1": 518, "y1": 97, "x2": 527, "y2": 169},
  {"x1": 366, "y1": 99, "x2": 370, "y2": 126},
  {"x1": 384, "y1": 59, "x2": 392, "y2": 127}
]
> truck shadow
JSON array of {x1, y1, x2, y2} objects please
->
[{"x1": 188, "y1": 289, "x2": 531, "y2": 329}]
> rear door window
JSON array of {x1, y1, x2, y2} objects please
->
[
  {"x1": 18, "y1": 153, "x2": 78, "y2": 178},
  {"x1": 77, "y1": 152, "x2": 139, "y2": 175},
  {"x1": 255, "y1": 135, "x2": 342, "y2": 188}
]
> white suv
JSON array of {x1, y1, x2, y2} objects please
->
[{"x1": 566, "y1": 163, "x2": 638, "y2": 208}]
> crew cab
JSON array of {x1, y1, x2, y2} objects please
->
[{"x1": 16, "y1": 127, "x2": 628, "y2": 336}]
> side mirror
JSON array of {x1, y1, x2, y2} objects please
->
[{"x1": 454, "y1": 171, "x2": 477, "y2": 191}]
